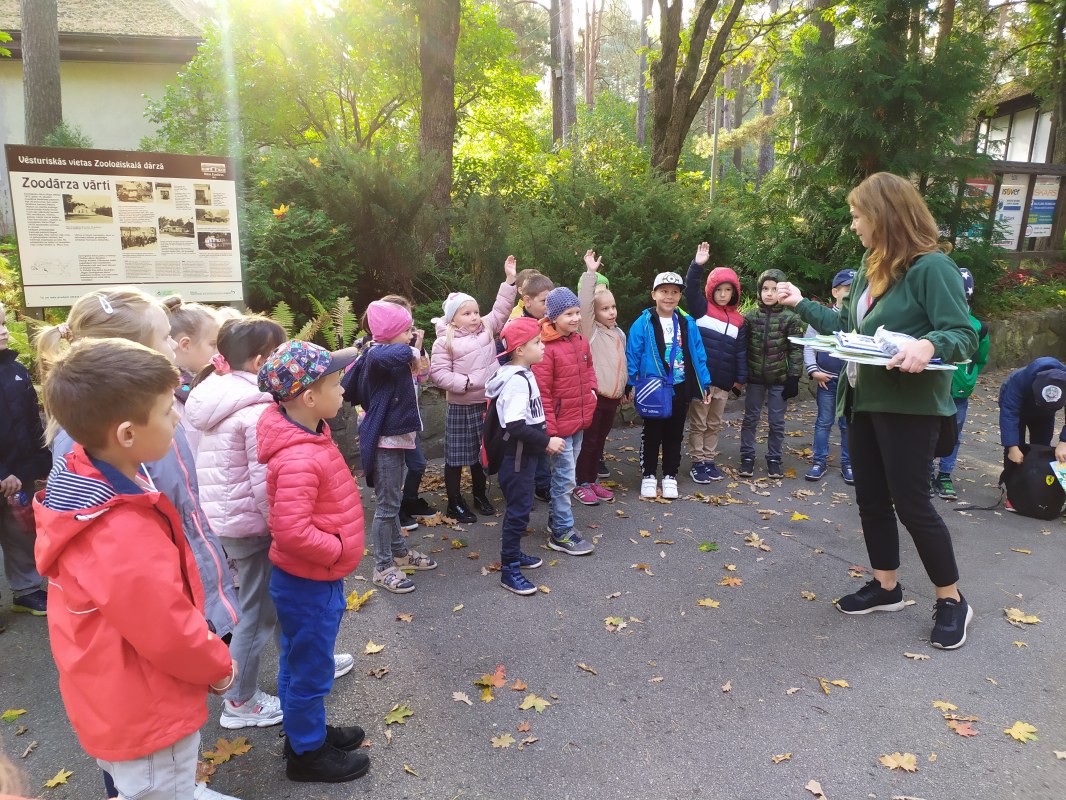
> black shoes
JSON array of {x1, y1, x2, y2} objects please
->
[
  {"x1": 766, "y1": 458, "x2": 784, "y2": 479},
  {"x1": 835, "y1": 578, "x2": 906, "y2": 615},
  {"x1": 402, "y1": 497, "x2": 436, "y2": 517},
  {"x1": 931, "y1": 594, "x2": 973, "y2": 650},
  {"x1": 285, "y1": 738, "x2": 369, "y2": 783},
  {"x1": 446, "y1": 497, "x2": 477, "y2": 524},
  {"x1": 534, "y1": 484, "x2": 551, "y2": 502},
  {"x1": 472, "y1": 494, "x2": 497, "y2": 516}
]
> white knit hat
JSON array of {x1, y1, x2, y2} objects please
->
[{"x1": 442, "y1": 292, "x2": 476, "y2": 324}]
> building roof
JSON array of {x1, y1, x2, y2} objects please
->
[{"x1": 0, "y1": 0, "x2": 204, "y2": 38}]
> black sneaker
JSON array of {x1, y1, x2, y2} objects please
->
[
  {"x1": 766, "y1": 458, "x2": 784, "y2": 479},
  {"x1": 935, "y1": 473, "x2": 957, "y2": 501},
  {"x1": 705, "y1": 462, "x2": 724, "y2": 481},
  {"x1": 399, "y1": 511, "x2": 419, "y2": 531},
  {"x1": 285, "y1": 740, "x2": 369, "y2": 783},
  {"x1": 472, "y1": 494, "x2": 497, "y2": 516},
  {"x1": 835, "y1": 579, "x2": 906, "y2": 615},
  {"x1": 402, "y1": 497, "x2": 436, "y2": 517},
  {"x1": 738, "y1": 458, "x2": 755, "y2": 478},
  {"x1": 597, "y1": 459, "x2": 611, "y2": 479},
  {"x1": 285, "y1": 726, "x2": 365, "y2": 758},
  {"x1": 534, "y1": 484, "x2": 551, "y2": 502},
  {"x1": 690, "y1": 462, "x2": 711, "y2": 485},
  {"x1": 446, "y1": 498, "x2": 477, "y2": 524},
  {"x1": 930, "y1": 594, "x2": 973, "y2": 650}
]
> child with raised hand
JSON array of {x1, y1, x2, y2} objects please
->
[
  {"x1": 627, "y1": 272, "x2": 712, "y2": 499},
  {"x1": 0, "y1": 302, "x2": 52, "y2": 616},
  {"x1": 37, "y1": 288, "x2": 240, "y2": 643},
  {"x1": 35, "y1": 338, "x2": 237, "y2": 800},
  {"x1": 346, "y1": 301, "x2": 437, "y2": 595},
  {"x1": 573, "y1": 250, "x2": 627, "y2": 506},
  {"x1": 739, "y1": 269, "x2": 805, "y2": 479},
  {"x1": 256, "y1": 341, "x2": 369, "y2": 784},
  {"x1": 486, "y1": 317, "x2": 565, "y2": 593},
  {"x1": 685, "y1": 242, "x2": 747, "y2": 484},
  {"x1": 430, "y1": 256, "x2": 518, "y2": 522},
  {"x1": 532, "y1": 287, "x2": 597, "y2": 554},
  {"x1": 184, "y1": 315, "x2": 289, "y2": 731},
  {"x1": 803, "y1": 269, "x2": 855, "y2": 484}
]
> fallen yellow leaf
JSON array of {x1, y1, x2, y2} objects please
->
[
  {"x1": 791, "y1": 512, "x2": 810, "y2": 521},
  {"x1": 491, "y1": 733, "x2": 515, "y2": 748},
  {"x1": 1005, "y1": 607, "x2": 1041, "y2": 625},
  {"x1": 453, "y1": 604, "x2": 464, "y2": 613},
  {"x1": 903, "y1": 652, "x2": 930, "y2": 661},
  {"x1": 697, "y1": 598, "x2": 720, "y2": 608},
  {"x1": 932, "y1": 700, "x2": 958, "y2": 712},
  {"x1": 800, "y1": 590, "x2": 817, "y2": 601},
  {"x1": 42, "y1": 768, "x2": 73, "y2": 788},
  {"x1": 364, "y1": 641, "x2": 384, "y2": 655},
  {"x1": 879, "y1": 752, "x2": 918, "y2": 772},
  {"x1": 1013, "y1": 641, "x2": 1028, "y2": 648},
  {"x1": 403, "y1": 763, "x2": 419, "y2": 776},
  {"x1": 1010, "y1": 548, "x2": 1032, "y2": 555},
  {"x1": 1005, "y1": 721, "x2": 1038, "y2": 743},
  {"x1": 771, "y1": 752, "x2": 791, "y2": 763}
]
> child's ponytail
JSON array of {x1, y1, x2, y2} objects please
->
[
  {"x1": 191, "y1": 314, "x2": 286, "y2": 388},
  {"x1": 162, "y1": 294, "x2": 218, "y2": 341}
]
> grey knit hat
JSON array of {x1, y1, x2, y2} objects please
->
[{"x1": 545, "y1": 287, "x2": 580, "y2": 321}]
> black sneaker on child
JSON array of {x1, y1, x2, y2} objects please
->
[
  {"x1": 766, "y1": 458, "x2": 784, "y2": 479},
  {"x1": 399, "y1": 511, "x2": 418, "y2": 531},
  {"x1": 446, "y1": 498, "x2": 477, "y2": 524},
  {"x1": 597, "y1": 459, "x2": 611, "y2": 479},
  {"x1": 534, "y1": 484, "x2": 551, "y2": 502},
  {"x1": 835, "y1": 578, "x2": 906, "y2": 615},
  {"x1": 930, "y1": 594, "x2": 973, "y2": 650},
  {"x1": 285, "y1": 741, "x2": 369, "y2": 783},
  {"x1": 738, "y1": 458, "x2": 755, "y2": 478},
  {"x1": 402, "y1": 497, "x2": 436, "y2": 517},
  {"x1": 472, "y1": 494, "x2": 497, "y2": 516},
  {"x1": 284, "y1": 726, "x2": 365, "y2": 758}
]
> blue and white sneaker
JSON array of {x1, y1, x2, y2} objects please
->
[
  {"x1": 516, "y1": 551, "x2": 543, "y2": 569},
  {"x1": 501, "y1": 562, "x2": 537, "y2": 595}
]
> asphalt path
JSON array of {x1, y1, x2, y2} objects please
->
[{"x1": 2, "y1": 371, "x2": 1064, "y2": 799}]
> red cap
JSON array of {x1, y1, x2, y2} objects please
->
[{"x1": 499, "y1": 316, "x2": 541, "y2": 355}]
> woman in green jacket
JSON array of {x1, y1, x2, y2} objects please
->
[{"x1": 776, "y1": 172, "x2": 979, "y2": 650}]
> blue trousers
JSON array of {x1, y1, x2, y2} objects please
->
[
  {"x1": 813, "y1": 379, "x2": 849, "y2": 466},
  {"x1": 270, "y1": 567, "x2": 345, "y2": 754},
  {"x1": 498, "y1": 445, "x2": 536, "y2": 564}
]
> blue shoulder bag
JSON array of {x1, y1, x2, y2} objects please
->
[{"x1": 634, "y1": 313, "x2": 679, "y2": 419}]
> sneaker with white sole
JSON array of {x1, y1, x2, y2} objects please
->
[
  {"x1": 333, "y1": 653, "x2": 355, "y2": 679},
  {"x1": 219, "y1": 690, "x2": 284, "y2": 729},
  {"x1": 640, "y1": 475, "x2": 658, "y2": 498},
  {"x1": 835, "y1": 578, "x2": 905, "y2": 615},
  {"x1": 373, "y1": 566, "x2": 415, "y2": 594},
  {"x1": 930, "y1": 594, "x2": 973, "y2": 650},
  {"x1": 394, "y1": 549, "x2": 437, "y2": 570},
  {"x1": 193, "y1": 782, "x2": 241, "y2": 800},
  {"x1": 573, "y1": 484, "x2": 600, "y2": 506},
  {"x1": 590, "y1": 482, "x2": 614, "y2": 501},
  {"x1": 547, "y1": 527, "x2": 595, "y2": 555},
  {"x1": 661, "y1": 476, "x2": 679, "y2": 499},
  {"x1": 516, "y1": 551, "x2": 543, "y2": 569}
]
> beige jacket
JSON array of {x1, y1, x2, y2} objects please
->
[{"x1": 578, "y1": 270, "x2": 627, "y2": 399}]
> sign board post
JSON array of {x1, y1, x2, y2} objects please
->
[{"x1": 4, "y1": 145, "x2": 243, "y2": 306}]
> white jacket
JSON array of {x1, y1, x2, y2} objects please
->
[{"x1": 184, "y1": 370, "x2": 272, "y2": 539}]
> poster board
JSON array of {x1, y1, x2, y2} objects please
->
[
  {"x1": 993, "y1": 174, "x2": 1027, "y2": 250},
  {"x1": 4, "y1": 145, "x2": 242, "y2": 306},
  {"x1": 1026, "y1": 175, "x2": 1060, "y2": 239}
]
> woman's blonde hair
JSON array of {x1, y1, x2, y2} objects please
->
[
  {"x1": 36, "y1": 286, "x2": 163, "y2": 374},
  {"x1": 847, "y1": 172, "x2": 940, "y2": 298}
]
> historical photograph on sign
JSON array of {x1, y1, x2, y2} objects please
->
[
  {"x1": 155, "y1": 182, "x2": 175, "y2": 205},
  {"x1": 193, "y1": 183, "x2": 212, "y2": 206},
  {"x1": 115, "y1": 181, "x2": 154, "y2": 203},
  {"x1": 120, "y1": 226, "x2": 160, "y2": 252},
  {"x1": 195, "y1": 207, "x2": 230, "y2": 224},
  {"x1": 159, "y1": 216, "x2": 194, "y2": 239},
  {"x1": 62, "y1": 194, "x2": 114, "y2": 224},
  {"x1": 198, "y1": 230, "x2": 232, "y2": 251}
]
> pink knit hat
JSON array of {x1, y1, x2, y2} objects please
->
[{"x1": 367, "y1": 300, "x2": 413, "y2": 342}]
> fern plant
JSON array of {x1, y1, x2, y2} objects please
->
[{"x1": 270, "y1": 294, "x2": 359, "y2": 349}]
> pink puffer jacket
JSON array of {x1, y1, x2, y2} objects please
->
[
  {"x1": 429, "y1": 282, "x2": 517, "y2": 405},
  {"x1": 184, "y1": 371, "x2": 272, "y2": 539},
  {"x1": 256, "y1": 406, "x2": 364, "y2": 581}
]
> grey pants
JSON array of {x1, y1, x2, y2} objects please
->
[
  {"x1": 740, "y1": 383, "x2": 786, "y2": 461},
  {"x1": 97, "y1": 730, "x2": 200, "y2": 799},
  {"x1": 0, "y1": 504, "x2": 43, "y2": 597},
  {"x1": 372, "y1": 448, "x2": 409, "y2": 572},
  {"x1": 218, "y1": 535, "x2": 278, "y2": 705}
]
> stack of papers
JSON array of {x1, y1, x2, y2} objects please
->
[{"x1": 788, "y1": 326, "x2": 959, "y2": 371}]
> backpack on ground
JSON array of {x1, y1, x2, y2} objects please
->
[
  {"x1": 480, "y1": 373, "x2": 532, "y2": 476},
  {"x1": 1001, "y1": 444, "x2": 1066, "y2": 520}
]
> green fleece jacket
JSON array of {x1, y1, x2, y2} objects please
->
[{"x1": 795, "y1": 251, "x2": 978, "y2": 418}]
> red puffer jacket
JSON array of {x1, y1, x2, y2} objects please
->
[
  {"x1": 257, "y1": 406, "x2": 364, "y2": 581},
  {"x1": 34, "y1": 446, "x2": 232, "y2": 762},
  {"x1": 532, "y1": 319, "x2": 598, "y2": 437}
]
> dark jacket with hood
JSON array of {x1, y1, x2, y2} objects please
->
[
  {"x1": 999, "y1": 357, "x2": 1066, "y2": 448},
  {"x1": 685, "y1": 262, "x2": 748, "y2": 390},
  {"x1": 744, "y1": 269, "x2": 805, "y2": 385},
  {"x1": 0, "y1": 348, "x2": 51, "y2": 489}
]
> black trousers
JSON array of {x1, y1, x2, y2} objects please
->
[
  {"x1": 849, "y1": 411, "x2": 960, "y2": 587},
  {"x1": 640, "y1": 386, "x2": 690, "y2": 478}
]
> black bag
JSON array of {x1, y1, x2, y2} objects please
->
[
  {"x1": 480, "y1": 374, "x2": 532, "y2": 476},
  {"x1": 1001, "y1": 444, "x2": 1066, "y2": 520}
]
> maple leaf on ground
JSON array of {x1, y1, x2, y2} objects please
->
[
  {"x1": 931, "y1": 700, "x2": 958, "y2": 712},
  {"x1": 1, "y1": 709, "x2": 27, "y2": 723},
  {"x1": 42, "y1": 768, "x2": 73, "y2": 788},
  {"x1": 345, "y1": 588, "x2": 375, "y2": 611},
  {"x1": 452, "y1": 691, "x2": 472, "y2": 706},
  {"x1": 805, "y1": 779, "x2": 828, "y2": 799},
  {"x1": 631, "y1": 563, "x2": 654, "y2": 575},
  {"x1": 517, "y1": 721, "x2": 532, "y2": 733},
  {"x1": 480, "y1": 687, "x2": 494, "y2": 703},
  {"x1": 697, "y1": 598, "x2": 720, "y2": 608},
  {"x1": 721, "y1": 680, "x2": 732, "y2": 693},
  {"x1": 698, "y1": 541, "x2": 718, "y2": 552},
  {"x1": 818, "y1": 678, "x2": 849, "y2": 695},
  {"x1": 1005, "y1": 607, "x2": 1041, "y2": 625},
  {"x1": 724, "y1": 563, "x2": 738, "y2": 571},
  {"x1": 948, "y1": 720, "x2": 979, "y2": 737},
  {"x1": 491, "y1": 733, "x2": 515, "y2": 749},
  {"x1": 879, "y1": 752, "x2": 918, "y2": 772},
  {"x1": 202, "y1": 737, "x2": 253, "y2": 765},
  {"x1": 903, "y1": 652, "x2": 930, "y2": 661},
  {"x1": 519, "y1": 693, "x2": 551, "y2": 713},
  {"x1": 771, "y1": 752, "x2": 791, "y2": 763},
  {"x1": 604, "y1": 616, "x2": 628, "y2": 632},
  {"x1": 364, "y1": 641, "x2": 384, "y2": 655},
  {"x1": 800, "y1": 590, "x2": 817, "y2": 601},
  {"x1": 384, "y1": 704, "x2": 414, "y2": 725},
  {"x1": 786, "y1": 687, "x2": 803, "y2": 695},
  {"x1": 367, "y1": 666, "x2": 389, "y2": 679},
  {"x1": 1005, "y1": 721, "x2": 1038, "y2": 743},
  {"x1": 471, "y1": 666, "x2": 506, "y2": 691},
  {"x1": 510, "y1": 679, "x2": 528, "y2": 691},
  {"x1": 195, "y1": 760, "x2": 217, "y2": 785},
  {"x1": 790, "y1": 512, "x2": 810, "y2": 521},
  {"x1": 1012, "y1": 641, "x2": 1028, "y2": 647}
]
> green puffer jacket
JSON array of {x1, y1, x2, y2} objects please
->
[{"x1": 744, "y1": 269, "x2": 806, "y2": 385}]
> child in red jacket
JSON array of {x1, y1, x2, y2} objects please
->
[
  {"x1": 532, "y1": 288, "x2": 597, "y2": 556},
  {"x1": 256, "y1": 340, "x2": 368, "y2": 784},
  {"x1": 35, "y1": 339, "x2": 235, "y2": 800}
]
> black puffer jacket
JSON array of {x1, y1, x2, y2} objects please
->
[
  {"x1": 0, "y1": 349, "x2": 51, "y2": 488},
  {"x1": 743, "y1": 269, "x2": 805, "y2": 385}
]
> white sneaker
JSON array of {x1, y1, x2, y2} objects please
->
[
  {"x1": 662, "y1": 476, "x2": 679, "y2": 499},
  {"x1": 219, "y1": 691, "x2": 283, "y2": 729},
  {"x1": 640, "y1": 476, "x2": 658, "y2": 498},
  {"x1": 334, "y1": 652, "x2": 355, "y2": 679},
  {"x1": 193, "y1": 781, "x2": 240, "y2": 799}
]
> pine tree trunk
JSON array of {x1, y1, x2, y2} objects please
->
[
  {"x1": 733, "y1": 67, "x2": 746, "y2": 171},
  {"x1": 936, "y1": 0, "x2": 955, "y2": 55},
  {"x1": 550, "y1": 0, "x2": 563, "y2": 142},
  {"x1": 636, "y1": 0, "x2": 651, "y2": 145},
  {"x1": 418, "y1": 0, "x2": 460, "y2": 263},
  {"x1": 20, "y1": 0, "x2": 62, "y2": 146},
  {"x1": 559, "y1": 0, "x2": 578, "y2": 142},
  {"x1": 756, "y1": 75, "x2": 779, "y2": 187}
]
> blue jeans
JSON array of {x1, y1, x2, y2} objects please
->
[
  {"x1": 372, "y1": 448, "x2": 409, "y2": 572},
  {"x1": 498, "y1": 445, "x2": 536, "y2": 563},
  {"x1": 935, "y1": 397, "x2": 969, "y2": 475},
  {"x1": 535, "y1": 453, "x2": 550, "y2": 491},
  {"x1": 740, "y1": 384, "x2": 785, "y2": 460},
  {"x1": 813, "y1": 379, "x2": 849, "y2": 466},
  {"x1": 270, "y1": 567, "x2": 344, "y2": 755},
  {"x1": 548, "y1": 430, "x2": 583, "y2": 534}
]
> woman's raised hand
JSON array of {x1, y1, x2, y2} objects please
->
[{"x1": 775, "y1": 281, "x2": 803, "y2": 307}]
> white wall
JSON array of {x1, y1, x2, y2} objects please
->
[{"x1": 0, "y1": 60, "x2": 183, "y2": 234}]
